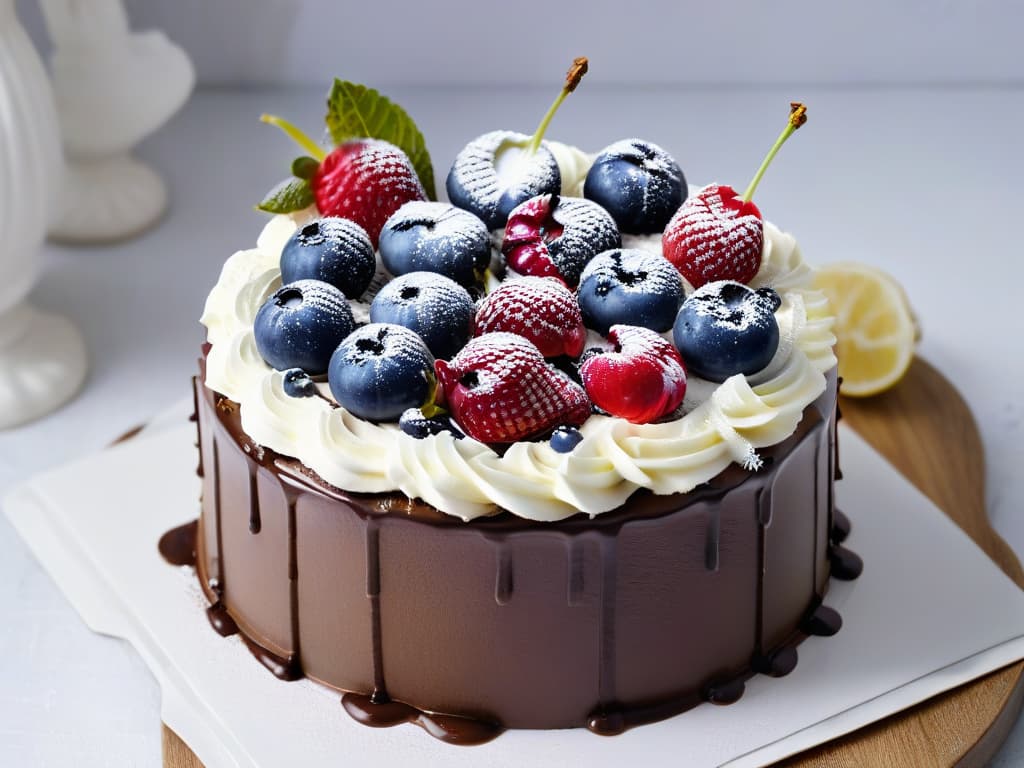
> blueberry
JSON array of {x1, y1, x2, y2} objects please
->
[
  {"x1": 399, "y1": 408, "x2": 465, "y2": 440},
  {"x1": 280, "y1": 217, "x2": 376, "y2": 300},
  {"x1": 282, "y1": 368, "x2": 317, "y2": 398},
  {"x1": 446, "y1": 130, "x2": 561, "y2": 230},
  {"x1": 369, "y1": 271, "x2": 474, "y2": 360},
  {"x1": 379, "y1": 202, "x2": 491, "y2": 289},
  {"x1": 672, "y1": 281, "x2": 780, "y2": 382},
  {"x1": 550, "y1": 425, "x2": 583, "y2": 453},
  {"x1": 328, "y1": 323, "x2": 436, "y2": 422},
  {"x1": 583, "y1": 139, "x2": 686, "y2": 234},
  {"x1": 254, "y1": 280, "x2": 355, "y2": 375},
  {"x1": 577, "y1": 249, "x2": 685, "y2": 335}
]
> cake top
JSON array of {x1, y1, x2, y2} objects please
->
[{"x1": 201, "y1": 65, "x2": 836, "y2": 522}]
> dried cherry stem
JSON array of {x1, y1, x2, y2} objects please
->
[
  {"x1": 526, "y1": 57, "x2": 589, "y2": 156},
  {"x1": 741, "y1": 102, "x2": 807, "y2": 203}
]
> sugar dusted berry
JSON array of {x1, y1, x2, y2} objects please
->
[
  {"x1": 673, "y1": 281, "x2": 781, "y2": 382},
  {"x1": 254, "y1": 280, "x2": 355, "y2": 375},
  {"x1": 577, "y1": 249, "x2": 684, "y2": 335},
  {"x1": 435, "y1": 333, "x2": 591, "y2": 443},
  {"x1": 583, "y1": 139, "x2": 686, "y2": 234},
  {"x1": 580, "y1": 325, "x2": 687, "y2": 424},
  {"x1": 474, "y1": 276, "x2": 586, "y2": 359},
  {"x1": 328, "y1": 323, "x2": 436, "y2": 422},
  {"x1": 502, "y1": 194, "x2": 620, "y2": 287},
  {"x1": 379, "y1": 202, "x2": 491, "y2": 289},
  {"x1": 280, "y1": 217, "x2": 376, "y2": 300},
  {"x1": 369, "y1": 271, "x2": 475, "y2": 360}
]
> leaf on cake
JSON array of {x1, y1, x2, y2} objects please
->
[{"x1": 257, "y1": 178, "x2": 315, "y2": 214}]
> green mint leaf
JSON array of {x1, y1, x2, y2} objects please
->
[
  {"x1": 291, "y1": 156, "x2": 320, "y2": 180},
  {"x1": 325, "y1": 79, "x2": 437, "y2": 200},
  {"x1": 257, "y1": 177, "x2": 314, "y2": 214}
]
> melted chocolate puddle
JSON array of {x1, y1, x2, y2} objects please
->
[
  {"x1": 206, "y1": 602, "x2": 238, "y2": 636},
  {"x1": 158, "y1": 520, "x2": 198, "y2": 566},
  {"x1": 341, "y1": 692, "x2": 503, "y2": 745}
]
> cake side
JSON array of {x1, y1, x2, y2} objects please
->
[{"x1": 187, "y1": 363, "x2": 845, "y2": 734}]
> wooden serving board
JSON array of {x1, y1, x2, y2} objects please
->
[{"x1": 161, "y1": 358, "x2": 1024, "y2": 768}]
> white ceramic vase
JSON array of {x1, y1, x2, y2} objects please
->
[
  {"x1": 40, "y1": 0, "x2": 195, "y2": 243},
  {"x1": 0, "y1": 0, "x2": 87, "y2": 430}
]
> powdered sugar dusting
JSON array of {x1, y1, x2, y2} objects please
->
[
  {"x1": 548, "y1": 197, "x2": 620, "y2": 284},
  {"x1": 474, "y1": 276, "x2": 585, "y2": 358},
  {"x1": 686, "y1": 281, "x2": 775, "y2": 333}
]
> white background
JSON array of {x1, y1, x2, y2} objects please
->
[{"x1": 3, "y1": 1, "x2": 1024, "y2": 766}]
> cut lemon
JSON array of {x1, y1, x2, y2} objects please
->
[{"x1": 813, "y1": 262, "x2": 917, "y2": 397}]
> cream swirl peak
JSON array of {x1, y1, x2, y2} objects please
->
[{"x1": 201, "y1": 189, "x2": 836, "y2": 521}]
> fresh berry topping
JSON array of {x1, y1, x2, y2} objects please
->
[
  {"x1": 502, "y1": 194, "x2": 620, "y2": 287},
  {"x1": 254, "y1": 280, "x2": 355, "y2": 375},
  {"x1": 312, "y1": 140, "x2": 426, "y2": 247},
  {"x1": 280, "y1": 217, "x2": 376, "y2": 300},
  {"x1": 673, "y1": 281, "x2": 780, "y2": 382},
  {"x1": 328, "y1": 323, "x2": 436, "y2": 422},
  {"x1": 369, "y1": 271, "x2": 475, "y2": 360},
  {"x1": 550, "y1": 425, "x2": 583, "y2": 453},
  {"x1": 399, "y1": 407, "x2": 464, "y2": 440},
  {"x1": 579, "y1": 325, "x2": 687, "y2": 424},
  {"x1": 434, "y1": 333, "x2": 591, "y2": 443},
  {"x1": 446, "y1": 130, "x2": 561, "y2": 230},
  {"x1": 474, "y1": 276, "x2": 586, "y2": 359},
  {"x1": 379, "y1": 202, "x2": 491, "y2": 289},
  {"x1": 282, "y1": 368, "x2": 317, "y2": 398},
  {"x1": 576, "y1": 249, "x2": 684, "y2": 335},
  {"x1": 662, "y1": 184, "x2": 764, "y2": 288},
  {"x1": 583, "y1": 139, "x2": 686, "y2": 234}
]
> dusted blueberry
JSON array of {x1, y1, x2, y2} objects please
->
[
  {"x1": 280, "y1": 217, "x2": 376, "y2": 299},
  {"x1": 254, "y1": 280, "x2": 354, "y2": 375},
  {"x1": 399, "y1": 408, "x2": 464, "y2": 439},
  {"x1": 282, "y1": 368, "x2": 317, "y2": 398},
  {"x1": 673, "y1": 281, "x2": 780, "y2": 382},
  {"x1": 583, "y1": 139, "x2": 686, "y2": 234},
  {"x1": 446, "y1": 130, "x2": 561, "y2": 230},
  {"x1": 550, "y1": 425, "x2": 583, "y2": 453},
  {"x1": 379, "y1": 202, "x2": 491, "y2": 289},
  {"x1": 328, "y1": 323, "x2": 436, "y2": 422},
  {"x1": 369, "y1": 271, "x2": 474, "y2": 360},
  {"x1": 577, "y1": 249, "x2": 684, "y2": 335}
]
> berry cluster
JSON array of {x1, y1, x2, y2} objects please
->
[{"x1": 250, "y1": 70, "x2": 806, "y2": 454}]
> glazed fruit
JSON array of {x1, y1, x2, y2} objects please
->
[
  {"x1": 474, "y1": 276, "x2": 586, "y2": 359},
  {"x1": 328, "y1": 323, "x2": 436, "y2": 422},
  {"x1": 254, "y1": 280, "x2": 355, "y2": 375},
  {"x1": 312, "y1": 140, "x2": 426, "y2": 247},
  {"x1": 673, "y1": 281, "x2": 781, "y2": 382},
  {"x1": 580, "y1": 325, "x2": 687, "y2": 423},
  {"x1": 446, "y1": 58, "x2": 588, "y2": 229},
  {"x1": 282, "y1": 368, "x2": 317, "y2": 398},
  {"x1": 663, "y1": 103, "x2": 807, "y2": 288},
  {"x1": 369, "y1": 271, "x2": 475, "y2": 360},
  {"x1": 549, "y1": 424, "x2": 583, "y2": 453},
  {"x1": 583, "y1": 139, "x2": 686, "y2": 234},
  {"x1": 576, "y1": 249, "x2": 685, "y2": 335},
  {"x1": 435, "y1": 332, "x2": 591, "y2": 443},
  {"x1": 502, "y1": 194, "x2": 620, "y2": 287},
  {"x1": 280, "y1": 217, "x2": 376, "y2": 300},
  {"x1": 378, "y1": 202, "x2": 492, "y2": 289}
]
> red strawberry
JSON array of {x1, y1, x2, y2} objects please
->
[
  {"x1": 313, "y1": 139, "x2": 426, "y2": 247},
  {"x1": 661, "y1": 184, "x2": 763, "y2": 289},
  {"x1": 474, "y1": 276, "x2": 586, "y2": 359},
  {"x1": 579, "y1": 325, "x2": 686, "y2": 424},
  {"x1": 434, "y1": 333, "x2": 591, "y2": 443}
]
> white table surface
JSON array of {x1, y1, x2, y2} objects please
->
[{"x1": 1, "y1": 84, "x2": 1022, "y2": 766}]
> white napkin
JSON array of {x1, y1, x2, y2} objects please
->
[{"x1": 5, "y1": 402, "x2": 1024, "y2": 768}]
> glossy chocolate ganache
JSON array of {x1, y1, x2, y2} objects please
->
[{"x1": 160, "y1": 358, "x2": 859, "y2": 745}]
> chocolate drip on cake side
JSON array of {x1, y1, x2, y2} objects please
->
[
  {"x1": 206, "y1": 439, "x2": 239, "y2": 637},
  {"x1": 247, "y1": 465, "x2": 261, "y2": 534},
  {"x1": 365, "y1": 517, "x2": 387, "y2": 702}
]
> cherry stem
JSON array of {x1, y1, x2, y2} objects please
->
[
  {"x1": 527, "y1": 57, "x2": 588, "y2": 156},
  {"x1": 260, "y1": 113, "x2": 327, "y2": 163},
  {"x1": 741, "y1": 102, "x2": 807, "y2": 203}
]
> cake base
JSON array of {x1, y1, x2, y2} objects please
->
[{"x1": 169, "y1": 360, "x2": 857, "y2": 742}]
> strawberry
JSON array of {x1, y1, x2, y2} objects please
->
[
  {"x1": 435, "y1": 333, "x2": 591, "y2": 443},
  {"x1": 474, "y1": 276, "x2": 586, "y2": 359},
  {"x1": 312, "y1": 140, "x2": 426, "y2": 247},
  {"x1": 579, "y1": 325, "x2": 686, "y2": 424},
  {"x1": 661, "y1": 184, "x2": 763, "y2": 289}
]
